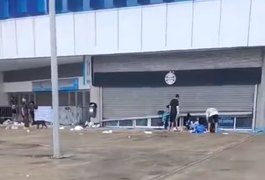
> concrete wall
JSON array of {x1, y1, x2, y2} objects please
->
[
  {"x1": 0, "y1": 0, "x2": 265, "y2": 59},
  {"x1": 0, "y1": 72, "x2": 8, "y2": 106},
  {"x1": 255, "y1": 50, "x2": 265, "y2": 130},
  {"x1": 4, "y1": 62, "x2": 83, "y2": 82},
  {"x1": 93, "y1": 48, "x2": 263, "y2": 73}
]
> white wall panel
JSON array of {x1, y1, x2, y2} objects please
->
[
  {"x1": 0, "y1": 22, "x2": 2, "y2": 58},
  {"x1": 118, "y1": 8, "x2": 141, "y2": 53},
  {"x1": 219, "y1": 0, "x2": 251, "y2": 47},
  {"x1": 96, "y1": 9, "x2": 118, "y2": 53},
  {"x1": 193, "y1": 0, "x2": 220, "y2": 48},
  {"x1": 34, "y1": 16, "x2": 50, "y2": 57},
  {"x1": 166, "y1": 2, "x2": 193, "y2": 50},
  {"x1": 56, "y1": 14, "x2": 75, "y2": 56},
  {"x1": 16, "y1": 18, "x2": 34, "y2": 57},
  {"x1": 142, "y1": 4, "x2": 167, "y2": 51},
  {"x1": 1, "y1": 20, "x2": 17, "y2": 58},
  {"x1": 249, "y1": 0, "x2": 265, "y2": 46},
  {"x1": 74, "y1": 12, "x2": 96, "y2": 55}
]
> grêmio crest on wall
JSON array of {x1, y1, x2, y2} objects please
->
[{"x1": 165, "y1": 71, "x2": 176, "y2": 85}]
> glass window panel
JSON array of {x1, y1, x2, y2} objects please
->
[
  {"x1": 68, "y1": 0, "x2": 83, "y2": 12},
  {"x1": 104, "y1": 120, "x2": 118, "y2": 127},
  {"x1": 218, "y1": 116, "x2": 234, "y2": 129},
  {"x1": 0, "y1": 0, "x2": 10, "y2": 19},
  {"x1": 136, "y1": 119, "x2": 148, "y2": 126},
  {"x1": 90, "y1": 0, "x2": 114, "y2": 9},
  {"x1": 69, "y1": 92, "x2": 76, "y2": 106},
  {"x1": 85, "y1": 91, "x2": 90, "y2": 106},
  {"x1": 119, "y1": 120, "x2": 133, "y2": 126},
  {"x1": 56, "y1": 0, "x2": 68, "y2": 13},
  {"x1": 236, "y1": 117, "x2": 252, "y2": 129},
  {"x1": 77, "y1": 91, "x2": 83, "y2": 107},
  {"x1": 36, "y1": 92, "x2": 52, "y2": 106},
  {"x1": 59, "y1": 92, "x2": 68, "y2": 106},
  {"x1": 151, "y1": 118, "x2": 163, "y2": 126}
]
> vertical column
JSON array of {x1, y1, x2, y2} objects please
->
[
  {"x1": 255, "y1": 50, "x2": 265, "y2": 131},
  {"x1": 0, "y1": 72, "x2": 8, "y2": 106},
  {"x1": 89, "y1": 56, "x2": 102, "y2": 123}
]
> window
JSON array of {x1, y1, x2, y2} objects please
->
[
  {"x1": 0, "y1": 0, "x2": 9, "y2": 19},
  {"x1": 151, "y1": 118, "x2": 163, "y2": 126},
  {"x1": 56, "y1": 0, "x2": 68, "y2": 13},
  {"x1": 90, "y1": 0, "x2": 114, "y2": 9},
  {"x1": 119, "y1": 120, "x2": 133, "y2": 126},
  {"x1": 136, "y1": 119, "x2": 148, "y2": 126},
  {"x1": 236, "y1": 117, "x2": 252, "y2": 129},
  {"x1": 218, "y1": 117, "x2": 234, "y2": 129},
  {"x1": 0, "y1": 0, "x2": 190, "y2": 20}
]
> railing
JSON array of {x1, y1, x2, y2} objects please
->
[
  {"x1": 102, "y1": 111, "x2": 253, "y2": 130},
  {"x1": 0, "y1": 107, "x2": 12, "y2": 124}
]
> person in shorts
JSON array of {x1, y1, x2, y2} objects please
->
[{"x1": 206, "y1": 108, "x2": 219, "y2": 133}]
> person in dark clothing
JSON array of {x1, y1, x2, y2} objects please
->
[
  {"x1": 184, "y1": 113, "x2": 192, "y2": 130},
  {"x1": 29, "y1": 101, "x2": 37, "y2": 125},
  {"x1": 10, "y1": 96, "x2": 17, "y2": 122},
  {"x1": 21, "y1": 98, "x2": 30, "y2": 128},
  {"x1": 169, "y1": 94, "x2": 180, "y2": 131}
]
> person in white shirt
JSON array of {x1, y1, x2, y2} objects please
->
[{"x1": 206, "y1": 108, "x2": 219, "y2": 133}]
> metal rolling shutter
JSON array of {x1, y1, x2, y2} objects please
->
[{"x1": 102, "y1": 85, "x2": 255, "y2": 119}]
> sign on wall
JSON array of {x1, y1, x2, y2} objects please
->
[
  {"x1": 32, "y1": 78, "x2": 79, "y2": 92},
  {"x1": 83, "y1": 56, "x2": 91, "y2": 86}
]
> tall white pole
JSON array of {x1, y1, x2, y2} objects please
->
[{"x1": 49, "y1": 0, "x2": 60, "y2": 158}]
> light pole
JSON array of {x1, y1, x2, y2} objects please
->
[{"x1": 49, "y1": 0, "x2": 61, "y2": 158}]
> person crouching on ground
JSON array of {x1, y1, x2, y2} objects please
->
[
  {"x1": 206, "y1": 107, "x2": 219, "y2": 133},
  {"x1": 162, "y1": 105, "x2": 170, "y2": 130}
]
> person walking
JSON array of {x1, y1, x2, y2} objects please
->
[{"x1": 169, "y1": 94, "x2": 180, "y2": 131}]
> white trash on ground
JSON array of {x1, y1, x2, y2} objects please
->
[
  {"x1": 102, "y1": 130, "x2": 113, "y2": 134},
  {"x1": 59, "y1": 126, "x2": 65, "y2": 130},
  {"x1": 70, "y1": 125, "x2": 83, "y2": 131},
  {"x1": 3, "y1": 119, "x2": 12, "y2": 126},
  {"x1": 144, "y1": 131, "x2": 153, "y2": 135},
  {"x1": 74, "y1": 125, "x2": 83, "y2": 131},
  {"x1": 85, "y1": 121, "x2": 101, "y2": 128}
]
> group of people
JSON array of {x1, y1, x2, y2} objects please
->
[
  {"x1": 10, "y1": 97, "x2": 37, "y2": 128},
  {"x1": 161, "y1": 94, "x2": 219, "y2": 133}
]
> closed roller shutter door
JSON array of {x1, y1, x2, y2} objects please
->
[{"x1": 102, "y1": 85, "x2": 254, "y2": 119}]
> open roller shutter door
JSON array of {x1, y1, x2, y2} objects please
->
[{"x1": 102, "y1": 85, "x2": 255, "y2": 119}]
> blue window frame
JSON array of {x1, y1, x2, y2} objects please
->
[
  {"x1": 0, "y1": 0, "x2": 192, "y2": 20},
  {"x1": 56, "y1": 0, "x2": 68, "y2": 13},
  {"x1": 28, "y1": 0, "x2": 48, "y2": 15},
  {"x1": 113, "y1": 0, "x2": 138, "y2": 7},
  {"x1": 0, "y1": 0, "x2": 9, "y2": 19},
  {"x1": 90, "y1": 0, "x2": 114, "y2": 10}
]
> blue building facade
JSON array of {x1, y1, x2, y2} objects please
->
[{"x1": 0, "y1": 0, "x2": 189, "y2": 19}]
